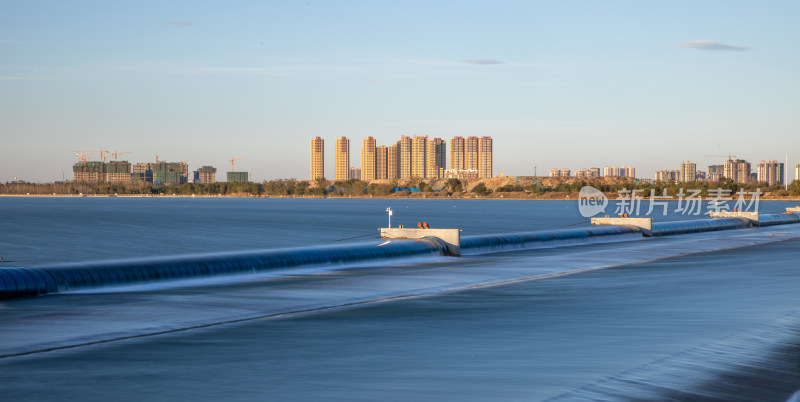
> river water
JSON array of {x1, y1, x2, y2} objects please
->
[{"x1": 1, "y1": 197, "x2": 799, "y2": 401}]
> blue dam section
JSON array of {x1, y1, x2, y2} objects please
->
[
  {"x1": 1, "y1": 213, "x2": 799, "y2": 299},
  {"x1": 757, "y1": 213, "x2": 800, "y2": 226},
  {"x1": 650, "y1": 217, "x2": 751, "y2": 236},
  {"x1": 459, "y1": 225, "x2": 643, "y2": 255},
  {"x1": 0, "y1": 239, "x2": 445, "y2": 299}
]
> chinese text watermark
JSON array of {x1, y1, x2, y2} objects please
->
[{"x1": 578, "y1": 186, "x2": 761, "y2": 218}]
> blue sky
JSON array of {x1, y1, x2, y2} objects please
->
[{"x1": 2, "y1": 1, "x2": 799, "y2": 182}]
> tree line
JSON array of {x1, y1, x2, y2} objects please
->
[{"x1": 2, "y1": 178, "x2": 799, "y2": 197}]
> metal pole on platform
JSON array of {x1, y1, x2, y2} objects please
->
[{"x1": 386, "y1": 207, "x2": 393, "y2": 228}]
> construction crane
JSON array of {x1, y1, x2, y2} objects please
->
[
  {"x1": 230, "y1": 157, "x2": 243, "y2": 171},
  {"x1": 72, "y1": 152, "x2": 91, "y2": 163},
  {"x1": 71, "y1": 149, "x2": 110, "y2": 163},
  {"x1": 71, "y1": 150, "x2": 102, "y2": 164},
  {"x1": 110, "y1": 150, "x2": 131, "y2": 161},
  {"x1": 704, "y1": 154, "x2": 737, "y2": 161}
]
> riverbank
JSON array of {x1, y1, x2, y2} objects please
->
[
  {"x1": 3, "y1": 175, "x2": 798, "y2": 200},
  {"x1": 3, "y1": 193, "x2": 800, "y2": 201}
]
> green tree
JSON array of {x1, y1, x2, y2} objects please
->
[
  {"x1": 472, "y1": 183, "x2": 489, "y2": 195},
  {"x1": 445, "y1": 178, "x2": 462, "y2": 193}
]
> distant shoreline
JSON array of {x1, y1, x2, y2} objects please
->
[
  {"x1": 2, "y1": 193, "x2": 800, "y2": 202},
  {"x1": 4, "y1": 176, "x2": 797, "y2": 201}
]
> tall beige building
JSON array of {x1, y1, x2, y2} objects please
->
[
  {"x1": 477, "y1": 136, "x2": 492, "y2": 178},
  {"x1": 398, "y1": 136, "x2": 412, "y2": 179},
  {"x1": 465, "y1": 136, "x2": 479, "y2": 170},
  {"x1": 679, "y1": 161, "x2": 696, "y2": 183},
  {"x1": 335, "y1": 137, "x2": 350, "y2": 181},
  {"x1": 360, "y1": 136, "x2": 376, "y2": 181},
  {"x1": 425, "y1": 138, "x2": 446, "y2": 179},
  {"x1": 411, "y1": 135, "x2": 428, "y2": 178},
  {"x1": 387, "y1": 144, "x2": 399, "y2": 179},
  {"x1": 310, "y1": 137, "x2": 325, "y2": 180},
  {"x1": 450, "y1": 136, "x2": 465, "y2": 170},
  {"x1": 756, "y1": 160, "x2": 784, "y2": 186},
  {"x1": 723, "y1": 158, "x2": 751, "y2": 184},
  {"x1": 375, "y1": 145, "x2": 388, "y2": 180}
]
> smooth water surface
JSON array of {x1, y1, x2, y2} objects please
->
[{"x1": 1, "y1": 198, "x2": 799, "y2": 401}]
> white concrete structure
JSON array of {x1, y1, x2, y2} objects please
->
[
  {"x1": 591, "y1": 217, "x2": 652, "y2": 235},
  {"x1": 380, "y1": 228, "x2": 461, "y2": 256}
]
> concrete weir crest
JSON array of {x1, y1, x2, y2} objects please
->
[{"x1": 380, "y1": 228, "x2": 461, "y2": 256}]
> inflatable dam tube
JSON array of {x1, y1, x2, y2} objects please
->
[
  {"x1": 650, "y1": 217, "x2": 751, "y2": 237},
  {"x1": 757, "y1": 213, "x2": 800, "y2": 227},
  {"x1": 459, "y1": 225, "x2": 643, "y2": 255},
  {"x1": 3, "y1": 214, "x2": 800, "y2": 299},
  {"x1": 0, "y1": 239, "x2": 446, "y2": 299}
]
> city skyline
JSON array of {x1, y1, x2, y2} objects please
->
[
  {"x1": 37, "y1": 143, "x2": 800, "y2": 185},
  {"x1": 317, "y1": 135, "x2": 492, "y2": 181},
  {"x1": 2, "y1": 2, "x2": 799, "y2": 183}
]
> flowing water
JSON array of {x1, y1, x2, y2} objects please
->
[{"x1": 1, "y1": 197, "x2": 799, "y2": 401}]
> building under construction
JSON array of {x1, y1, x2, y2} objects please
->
[
  {"x1": 227, "y1": 171, "x2": 249, "y2": 183},
  {"x1": 73, "y1": 161, "x2": 106, "y2": 182},
  {"x1": 197, "y1": 166, "x2": 217, "y2": 184},
  {"x1": 152, "y1": 161, "x2": 188, "y2": 185},
  {"x1": 73, "y1": 160, "x2": 132, "y2": 183},
  {"x1": 105, "y1": 161, "x2": 132, "y2": 183},
  {"x1": 131, "y1": 163, "x2": 153, "y2": 183}
]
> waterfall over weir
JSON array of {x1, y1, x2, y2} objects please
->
[
  {"x1": 649, "y1": 217, "x2": 751, "y2": 236},
  {"x1": 1, "y1": 214, "x2": 798, "y2": 299}
]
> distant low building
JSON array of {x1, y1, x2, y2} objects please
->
[
  {"x1": 707, "y1": 165, "x2": 724, "y2": 182},
  {"x1": 227, "y1": 171, "x2": 249, "y2": 183},
  {"x1": 549, "y1": 169, "x2": 571, "y2": 177},
  {"x1": 197, "y1": 166, "x2": 217, "y2": 184},
  {"x1": 575, "y1": 168, "x2": 600, "y2": 178},
  {"x1": 349, "y1": 166, "x2": 361, "y2": 180},
  {"x1": 444, "y1": 169, "x2": 478, "y2": 179},
  {"x1": 695, "y1": 171, "x2": 706, "y2": 181},
  {"x1": 654, "y1": 170, "x2": 679, "y2": 183},
  {"x1": 603, "y1": 166, "x2": 635, "y2": 178}
]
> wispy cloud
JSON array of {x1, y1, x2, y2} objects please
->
[
  {"x1": 0, "y1": 76, "x2": 54, "y2": 81},
  {"x1": 676, "y1": 40, "x2": 750, "y2": 51},
  {"x1": 168, "y1": 21, "x2": 195, "y2": 27},
  {"x1": 460, "y1": 59, "x2": 505, "y2": 65}
]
